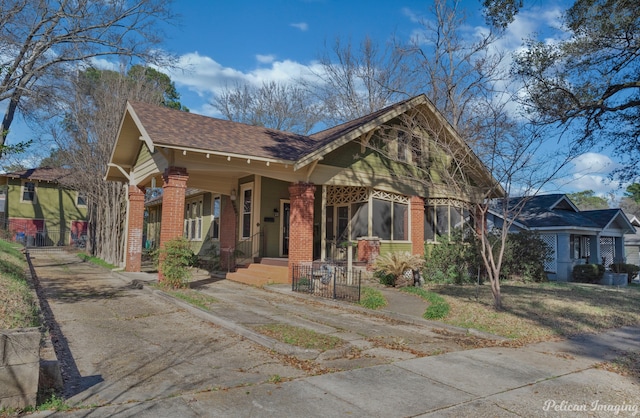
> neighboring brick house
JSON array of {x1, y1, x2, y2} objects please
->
[
  {"x1": 106, "y1": 94, "x2": 503, "y2": 279},
  {"x1": 0, "y1": 167, "x2": 88, "y2": 246}
]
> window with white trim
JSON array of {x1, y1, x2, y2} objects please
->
[
  {"x1": 211, "y1": 196, "x2": 220, "y2": 240},
  {"x1": 21, "y1": 181, "x2": 36, "y2": 202},
  {"x1": 76, "y1": 192, "x2": 87, "y2": 207},
  {"x1": 184, "y1": 198, "x2": 203, "y2": 241}
]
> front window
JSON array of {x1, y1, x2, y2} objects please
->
[
  {"x1": 425, "y1": 200, "x2": 470, "y2": 241},
  {"x1": 212, "y1": 196, "x2": 220, "y2": 240},
  {"x1": 241, "y1": 187, "x2": 252, "y2": 239},
  {"x1": 22, "y1": 181, "x2": 36, "y2": 202},
  {"x1": 184, "y1": 198, "x2": 203, "y2": 241},
  {"x1": 76, "y1": 192, "x2": 87, "y2": 207}
]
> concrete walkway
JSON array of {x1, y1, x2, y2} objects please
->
[{"x1": 27, "y1": 250, "x2": 640, "y2": 417}]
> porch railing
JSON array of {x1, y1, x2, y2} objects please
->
[
  {"x1": 291, "y1": 262, "x2": 361, "y2": 302},
  {"x1": 233, "y1": 231, "x2": 265, "y2": 266}
]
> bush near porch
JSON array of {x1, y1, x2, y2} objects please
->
[{"x1": 420, "y1": 230, "x2": 550, "y2": 284}]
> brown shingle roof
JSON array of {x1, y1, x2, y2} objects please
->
[
  {"x1": 129, "y1": 101, "x2": 323, "y2": 161},
  {"x1": 2, "y1": 167, "x2": 73, "y2": 183}
]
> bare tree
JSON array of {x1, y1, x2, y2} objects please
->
[
  {"x1": 304, "y1": 35, "x2": 409, "y2": 125},
  {"x1": 399, "y1": 0, "x2": 508, "y2": 148},
  {"x1": 51, "y1": 66, "x2": 184, "y2": 265},
  {"x1": 0, "y1": 0, "x2": 175, "y2": 154},
  {"x1": 211, "y1": 81, "x2": 322, "y2": 135}
]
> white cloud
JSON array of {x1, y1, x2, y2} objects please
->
[
  {"x1": 158, "y1": 52, "x2": 324, "y2": 117},
  {"x1": 290, "y1": 22, "x2": 309, "y2": 31},
  {"x1": 561, "y1": 153, "x2": 623, "y2": 197},
  {"x1": 256, "y1": 54, "x2": 276, "y2": 64}
]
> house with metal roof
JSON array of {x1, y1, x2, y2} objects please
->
[
  {"x1": 106, "y1": 94, "x2": 503, "y2": 283},
  {"x1": 488, "y1": 194, "x2": 635, "y2": 281}
]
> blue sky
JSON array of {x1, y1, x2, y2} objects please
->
[{"x1": 5, "y1": 0, "x2": 625, "y2": 199}]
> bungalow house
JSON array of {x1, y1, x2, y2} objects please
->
[
  {"x1": 488, "y1": 194, "x2": 635, "y2": 281},
  {"x1": 106, "y1": 94, "x2": 503, "y2": 282},
  {"x1": 0, "y1": 167, "x2": 88, "y2": 247}
]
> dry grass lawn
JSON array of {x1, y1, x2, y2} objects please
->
[{"x1": 426, "y1": 281, "x2": 640, "y2": 344}]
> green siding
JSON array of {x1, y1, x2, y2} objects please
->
[
  {"x1": 259, "y1": 178, "x2": 290, "y2": 258},
  {"x1": 6, "y1": 178, "x2": 87, "y2": 228},
  {"x1": 379, "y1": 241, "x2": 412, "y2": 255}
]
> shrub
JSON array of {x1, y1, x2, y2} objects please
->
[
  {"x1": 610, "y1": 263, "x2": 640, "y2": 284},
  {"x1": 572, "y1": 264, "x2": 605, "y2": 283},
  {"x1": 374, "y1": 270, "x2": 396, "y2": 286},
  {"x1": 424, "y1": 229, "x2": 480, "y2": 284},
  {"x1": 373, "y1": 251, "x2": 425, "y2": 287},
  {"x1": 500, "y1": 231, "x2": 551, "y2": 282},
  {"x1": 156, "y1": 237, "x2": 195, "y2": 288}
]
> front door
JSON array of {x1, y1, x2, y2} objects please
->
[{"x1": 280, "y1": 201, "x2": 290, "y2": 257}]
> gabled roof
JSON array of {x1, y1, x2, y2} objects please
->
[
  {"x1": 107, "y1": 94, "x2": 501, "y2": 196},
  {"x1": 492, "y1": 194, "x2": 635, "y2": 233},
  {"x1": 125, "y1": 100, "x2": 319, "y2": 161},
  {"x1": 1, "y1": 167, "x2": 73, "y2": 183}
]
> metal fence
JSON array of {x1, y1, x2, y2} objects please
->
[
  {"x1": 291, "y1": 263, "x2": 361, "y2": 302},
  {"x1": 2, "y1": 228, "x2": 86, "y2": 249}
]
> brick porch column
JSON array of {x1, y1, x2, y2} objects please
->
[
  {"x1": 219, "y1": 195, "x2": 237, "y2": 271},
  {"x1": 410, "y1": 196, "x2": 425, "y2": 256},
  {"x1": 288, "y1": 182, "x2": 316, "y2": 282},
  {"x1": 125, "y1": 185, "x2": 145, "y2": 272},
  {"x1": 159, "y1": 167, "x2": 189, "y2": 282}
]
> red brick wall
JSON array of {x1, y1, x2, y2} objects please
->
[
  {"x1": 125, "y1": 185, "x2": 145, "y2": 272},
  {"x1": 410, "y1": 196, "x2": 425, "y2": 256},
  {"x1": 158, "y1": 167, "x2": 188, "y2": 281},
  {"x1": 288, "y1": 182, "x2": 316, "y2": 281},
  {"x1": 219, "y1": 195, "x2": 237, "y2": 270},
  {"x1": 357, "y1": 237, "x2": 381, "y2": 269}
]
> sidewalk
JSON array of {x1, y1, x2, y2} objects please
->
[{"x1": 27, "y1": 250, "x2": 640, "y2": 417}]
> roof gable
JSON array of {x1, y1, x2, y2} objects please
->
[
  {"x1": 1, "y1": 167, "x2": 73, "y2": 183},
  {"x1": 492, "y1": 194, "x2": 635, "y2": 233}
]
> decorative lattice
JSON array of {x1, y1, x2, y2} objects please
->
[
  {"x1": 540, "y1": 234, "x2": 557, "y2": 273},
  {"x1": 600, "y1": 237, "x2": 614, "y2": 267},
  {"x1": 426, "y1": 198, "x2": 469, "y2": 209},
  {"x1": 371, "y1": 189, "x2": 409, "y2": 204},
  {"x1": 326, "y1": 186, "x2": 368, "y2": 205}
]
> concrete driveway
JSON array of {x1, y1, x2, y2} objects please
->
[{"x1": 25, "y1": 249, "x2": 640, "y2": 417}]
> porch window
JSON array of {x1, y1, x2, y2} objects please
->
[
  {"x1": 371, "y1": 199, "x2": 407, "y2": 240},
  {"x1": 351, "y1": 202, "x2": 368, "y2": 240},
  {"x1": 184, "y1": 198, "x2": 203, "y2": 241},
  {"x1": 211, "y1": 196, "x2": 220, "y2": 240},
  {"x1": 241, "y1": 187, "x2": 252, "y2": 239},
  {"x1": 570, "y1": 235, "x2": 590, "y2": 260},
  {"x1": 424, "y1": 199, "x2": 470, "y2": 241},
  {"x1": 22, "y1": 181, "x2": 36, "y2": 202}
]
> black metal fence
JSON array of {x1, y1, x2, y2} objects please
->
[
  {"x1": 291, "y1": 263, "x2": 361, "y2": 302},
  {"x1": 2, "y1": 228, "x2": 86, "y2": 249}
]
